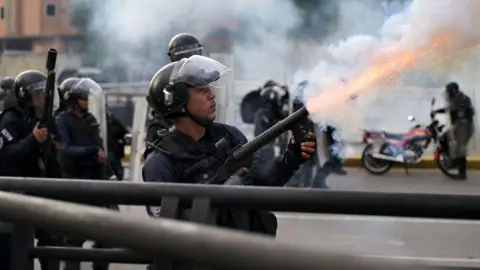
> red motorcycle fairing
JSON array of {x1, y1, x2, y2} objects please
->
[{"x1": 434, "y1": 148, "x2": 441, "y2": 160}]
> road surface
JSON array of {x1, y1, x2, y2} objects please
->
[{"x1": 35, "y1": 169, "x2": 480, "y2": 269}]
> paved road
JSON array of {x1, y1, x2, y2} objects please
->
[{"x1": 35, "y1": 169, "x2": 480, "y2": 269}]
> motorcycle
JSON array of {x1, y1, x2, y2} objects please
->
[{"x1": 360, "y1": 98, "x2": 455, "y2": 177}]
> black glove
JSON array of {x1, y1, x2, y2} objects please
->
[{"x1": 283, "y1": 137, "x2": 314, "y2": 169}]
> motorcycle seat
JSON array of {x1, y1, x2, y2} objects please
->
[{"x1": 383, "y1": 132, "x2": 404, "y2": 140}]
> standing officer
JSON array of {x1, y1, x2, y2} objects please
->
[
  {"x1": 0, "y1": 70, "x2": 62, "y2": 270},
  {"x1": 143, "y1": 56, "x2": 316, "y2": 234},
  {"x1": 432, "y1": 82, "x2": 475, "y2": 180},
  {"x1": 145, "y1": 33, "x2": 204, "y2": 154},
  {"x1": 107, "y1": 110, "x2": 129, "y2": 180},
  {"x1": 253, "y1": 80, "x2": 290, "y2": 161},
  {"x1": 55, "y1": 78, "x2": 110, "y2": 270}
]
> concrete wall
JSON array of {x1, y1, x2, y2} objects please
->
[{"x1": 0, "y1": 50, "x2": 82, "y2": 77}]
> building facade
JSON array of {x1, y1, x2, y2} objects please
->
[{"x1": 0, "y1": 0, "x2": 82, "y2": 52}]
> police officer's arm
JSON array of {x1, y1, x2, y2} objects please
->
[
  {"x1": 55, "y1": 115, "x2": 99, "y2": 157},
  {"x1": 0, "y1": 112, "x2": 41, "y2": 162},
  {"x1": 228, "y1": 126, "x2": 297, "y2": 187},
  {"x1": 142, "y1": 153, "x2": 178, "y2": 218},
  {"x1": 142, "y1": 153, "x2": 178, "y2": 183}
]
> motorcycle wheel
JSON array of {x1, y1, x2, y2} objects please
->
[
  {"x1": 361, "y1": 144, "x2": 393, "y2": 175},
  {"x1": 435, "y1": 149, "x2": 458, "y2": 179}
]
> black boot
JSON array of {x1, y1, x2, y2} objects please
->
[{"x1": 457, "y1": 157, "x2": 467, "y2": 180}]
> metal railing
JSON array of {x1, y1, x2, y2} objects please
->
[
  {"x1": 0, "y1": 190, "x2": 421, "y2": 270},
  {"x1": 0, "y1": 176, "x2": 479, "y2": 269}
]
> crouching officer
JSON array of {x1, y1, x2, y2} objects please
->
[
  {"x1": 143, "y1": 56, "x2": 316, "y2": 232},
  {"x1": 55, "y1": 78, "x2": 110, "y2": 270},
  {"x1": 0, "y1": 70, "x2": 62, "y2": 269}
]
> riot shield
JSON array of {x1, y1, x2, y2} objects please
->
[
  {"x1": 130, "y1": 97, "x2": 149, "y2": 183},
  {"x1": 240, "y1": 88, "x2": 262, "y2": 124},
  {"x1": 208, "y1": 53, "x2": 235, "y2": 124}
]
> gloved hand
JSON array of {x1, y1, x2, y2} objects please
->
[{"x1": 283, "y1": 132, "x2": 316, "y2": 168}]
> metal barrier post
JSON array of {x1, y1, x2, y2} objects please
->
[{"x1": 10, "y1": 225, "x2": 34, "y2": 270}]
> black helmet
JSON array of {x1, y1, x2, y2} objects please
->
[
  {"x1": 0, "y1": 77, "x2": 14, "y2": 92},
  {"x1": 14, "y1": 70, "x2": 47, "y2": 101},
  {"x1": 167, "y1": 33, "x2": 203, "y2": 62},
  {"x1": 260, "y1": 80, "x2": 289, "y2": 109},
  {"x1": 58, "y1": 77, "x2": 82, "y2": 102},
  {"x1": 147, "y1": 62, "x2": 186, "y2": 118},
  {"x1": 61, "y1": 78, "x2": 100, "y2": 103},
  {"x1": 445, "y1": 81, "x2": 460, "y2": 99},
  {"x1": 147, "y1": 55, "x2": 229, "y2": 120}
]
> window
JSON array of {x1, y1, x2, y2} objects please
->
[
  {"x1": 0, "y1": 7, "x2": 4, "y2": 20},
  {"x1": 46, "y1": 4, "x2": 56, "y2": 17}
]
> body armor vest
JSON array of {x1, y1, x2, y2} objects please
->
[
  {"x1": 58, "y1": 111, "x2": 102, "y2": 171},
  {"x1": 150, "y1": 123, "x2": 278, "y2": 236},
  {"x1": 153, "y1": 123, "x2": 239, "y2": 184}
]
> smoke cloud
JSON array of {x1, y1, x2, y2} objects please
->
[
  {"x1": 73, "y1": 0, "x2": 340, "y2": 82},
  {"x1": 295, "y1": 0, "x2": 480, "y2": 139}
]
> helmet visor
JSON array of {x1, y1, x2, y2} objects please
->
[
  {"x1": 72, "y1": 78, "x2": 103, "y2": 98},
  {"x1": 171, "y1": 44, "x2": 204, "y2": 57},
  {"x1": 169, "y1": 55, "x2": 231, "y2": 89}
]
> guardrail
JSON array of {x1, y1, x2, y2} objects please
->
[
  {"x1": 1, "y1": 190, "x2": 422, "y2": 270},
  {"x1": 3, "y1": 177, "x2": 478, "y2": 269},
  {"x1": 1, "y1": 177, "x2": 479, "y2": 219}
]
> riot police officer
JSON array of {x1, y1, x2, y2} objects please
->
[
  {"x1": 55, "y1": 78, "x2": 110, "y2": 270},
  {"x1": 57, "y1": 77, "x2": 126, "y2": 180},
  {"x1": 107, "y1": 110, "x2": 129, "y2": 180},
  {"x1": 432, "y1": 82, "x2": 475, "y2": 180},
  {"x1": 55, "y1": 77, "x2": 80, "y2": 116},
  {"x1": 167, "y1": 32, "x2": 204, "y2": 62},
  {"x1": 252, "y1": 80, "x2": 290, "y2": 161},
  {"x1": 143, "y1": 56, "x2": 316, "y2": 235},
  {"x1": 0, "y1": 70, "x2": 62, "y2": 269},
  {"x1": 145, "y1": 33, "x2": 204, "y2": 154}
]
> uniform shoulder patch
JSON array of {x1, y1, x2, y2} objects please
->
[{"x1": 0, "y1": 128, "x2": 13, "y2": 142}]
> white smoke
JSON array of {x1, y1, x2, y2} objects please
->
[
  {"x1": 80, "y1": 0, "x2": 319, "y2": 81},
  {"x1": 295, "y1": 0, "x2": 480, "y2": 139}
]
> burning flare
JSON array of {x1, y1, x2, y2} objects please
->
[{"x1": 306, "y1": 31, "x2": 456, "y2": 114}]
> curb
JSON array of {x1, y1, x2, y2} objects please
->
[
  {"x1": 121, "y1": 148, "x2": 480, "y2": 170},
  {"x1": 343, "y1": 157, "x2": 480, "y2": 169}
]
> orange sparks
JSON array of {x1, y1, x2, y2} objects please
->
[{"x1": 306, "y1": 31, "x2": 454, "y2": 114}]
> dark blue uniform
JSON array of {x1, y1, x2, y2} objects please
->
[
  {"x1": 107, "y1": 111, "x2": 129, "y2": 180},
  {"x1": 143, "y1": 123, "x2": 301, "y2": 237},
  {"x1": 56, "y1": 110, "x2": 110, "y2": 270},
  {"x1": 56, "y1": 111, "x2": 105, "y2": 179},
  {"x1": 0, "y1": 93, "x2": 60, "y2": 177},
  {"x1": 144, "y1": 123, "x2": 297, "y2": 186},
  {"x1": 0, "y1": 92, "x2": 62, "y2": 270}
]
